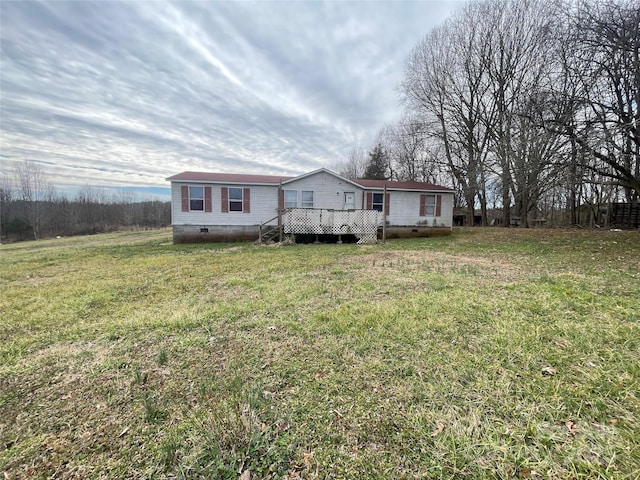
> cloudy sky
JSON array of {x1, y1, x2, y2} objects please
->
[{"x1": 1, "y1": 1, "x2": 459, "y2": 197}]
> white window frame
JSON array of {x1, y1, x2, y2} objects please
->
[
  {"x1": 372, "y1": 193, "x2": 384, "y2": 212},
  {"x1": 229, "y1": 187, "x2": 243, "y2": 212},
  {"x1": 344, "y1": 191, "x2": 355, "y2": 208},
  {"x1": 423, "y1": 194, "x2": 436, "y2": 216},
  {"x1": 284, "y1": 190, "x2": 298, "y2": 209},
  {"x1": 301, "y1": 190, "x2": 314, "y2": 208},
  {"x1": 189, "y1": 186, "x2": 204, "y2": 211}
]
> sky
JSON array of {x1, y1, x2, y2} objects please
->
[{"x1": 1, "y1": 0, "x2": 460, "y2": 198}]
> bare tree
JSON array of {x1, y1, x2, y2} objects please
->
[
  {"x1": 379, "y1": 117, "x2": 441, "y2": 183},
  {"x1": 397, "y1": 0, "x2": 637, "y2": 227},
  {"x1": 510, "y1": 92, "x2": 568, "y2": 227},
  {"x1": 478, "y1": 0, "x2": 560, "y2": 226},
  {"x1": 0, "y1": 175, "x2": 15, "y2": 239},
  {"x1": 550, "y1": 0, "x2": 640, "y2": 201},
  {"x1": 402, "y1": 3, "x2": 495, "y2": 226},
  {"x1": 116, "y1": 188, "x2": 136, "y2": 226},
  {"x1": 335, "y1": 147, "x2": 368, "y2": 179},
  {"x1": 15, "y1": 160, "x2": 56, "y2": 239}
]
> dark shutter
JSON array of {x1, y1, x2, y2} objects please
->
[
  {"x1": 181, "y1": 186, "x2": 189, "y2": 212},
  {"x1": 435, "y1": 194, "x2": 442, "y2": 216},
  {"x1": 204, "y1": 186, "x2": 212, "y2": 212},
  {"x1": 221, "y1": 187, "x2": 228, "y2": 213},
  {"x1": 366, "y1": 192, "x2": 373, "y2": 209},
  {"x1": 385, "y1": 192, "x2": 390, "y2": 215},
  {"x1": 280, "y1": 189, "x2": 284, "y2": 211},
  {"x1": 243, "y1": 188, "x2": 250, "y2": 213},
  {"x1": 419, "y1": 194, "x2": 426, "y2": 216}
]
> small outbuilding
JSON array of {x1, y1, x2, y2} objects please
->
[
  {"x1": 608, "y1": 202, "x2": 640, "y2": 230},
  {"x1": 167, "y1": 168, "x2": 454, "y2": 243}
]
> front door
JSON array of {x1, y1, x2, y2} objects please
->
[{"x1": 344, "y1": 192, "x2": 355, "y2": 209}]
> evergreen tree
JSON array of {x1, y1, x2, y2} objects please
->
[{"x1": 363, "y1": 143, "x2": 389, "y2": 180}]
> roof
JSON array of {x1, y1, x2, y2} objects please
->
[
  {"x1": 166, "y1": 171, "x2": 292, "y2": 184},
  {"x1": 281, "y1": 167, "x2": 363, "y2": 189},
  {"x1": 167, "y1": 170, "x2": 454, "y2": 192},
  {"x1": 354, "y1": 178, "x2": 454, "y2": 192}
]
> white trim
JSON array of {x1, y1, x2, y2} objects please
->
[
  {"x1": 359, "y1": 186, "x2": 451, "y2": 193},
  {"x1": 227, "y1": 186, "x2": 245, "y2": 213},
  {"x1": 284, "y1": 189, "x2": 298, "y2": 209},
  {"x1": 281, "y1": 168, "x2": 363, "y2": 189},
  {"x1": 189, "y1": 185, "x2": 205, "y2": 212},
  {"x1": 170, "y1": 168, "x2": 454, "y2": 193},
  {"x1": 182, "y1": 180, "x2": 278, "y2": 187}
]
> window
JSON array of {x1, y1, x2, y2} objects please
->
[
  {"x1": 420, "y1": 194, "x2": 442, "y2": 217},
  {"x1": 422, "y1": 195, "x2": 436, "y2": 216},
  {"x1": 189, "y1": 186, "x2": 204, "y2": 211},
  {"x1": 221, "y1": 187, "x2": 250, "y2": 213},
  {"x1": 344, "y1": 192, "x2": 355, "y2": 208},
  {"x1": 182, "y1": 185, "x2": 211, "y2": 212},
  {"x1": 229, "y1": 187, "x2": 243, "y2": 212},
  {"x1": 284, "y1": 190, "x2": 298, "y2": 209},
  {"x1": 372, "y1": 193, "x2": 384, "y2": 212},
  {"x1": 301, "y1": 190, "x2": 314, "y2": 208}
]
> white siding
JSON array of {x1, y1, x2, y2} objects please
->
[
  {"x1": 362, "y1": 189, "x2": 454, "y2": 227},
  {"x1": 386, "y1": 190, "x2": 453, "y2": 227},
  {"x1": 171, "y1": 182, "x2": 279, "y2": 226},
  {"x1": 170, "y1": 171, "x2": 454, "y2": 228},
  {"x1": 283, "y1": 171, "x2": 364, "y2": 210},
  {"x1": 439, "y1": 193, "x2": 454, "y2": 227}
]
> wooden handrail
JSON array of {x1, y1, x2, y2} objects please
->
[
  {"x1": 258, "y1": 209, "x2": 288, "y2": 243},
  {"x1": 259, "y1": 214, "x2": 278, "y2": 229}
]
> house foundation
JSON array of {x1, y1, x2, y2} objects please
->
[{"x1": 172, "y1": 224, "x2": 259, "y2": 243}]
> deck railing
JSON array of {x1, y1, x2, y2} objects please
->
[
  {"x1": 287, "y1": 208, "x2": 382, "y2": 243},
  {"x1": 258, "y1": 208, "x2": 383, "y2": 244}
]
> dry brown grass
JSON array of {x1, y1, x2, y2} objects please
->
[{"x1": 345, "y1": 249, "x2": 529, "y2": 284}]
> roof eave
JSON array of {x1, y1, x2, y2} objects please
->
[
  {"x1": 281, "y1": 167, "x2": 363, "y2": 189},
  {"x1": 357, "y1": 185, "x2": 455, "y2": 193},
  {"x1": 169, "y1": 179, "x2": 281, "y2": 187}
]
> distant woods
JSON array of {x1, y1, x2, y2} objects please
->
[
  {"x1": 337, "y1": 0, "x2": 639, "y2": 227},
  {"x1": 1, "y1": 160, "x2": 170, "y2": 242}
]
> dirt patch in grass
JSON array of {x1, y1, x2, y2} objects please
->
[
  {"x1": 346, "y1": 250, "x2": 530, "y2": 284},
  {"x1": 202, "y1": 246, "x2": 244, "y2": 254}
]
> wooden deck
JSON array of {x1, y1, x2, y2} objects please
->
[{"x1": 283, "y1": 208, "x2": 382, "y2": 243}]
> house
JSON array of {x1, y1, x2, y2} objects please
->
[
  {"x1": 453, "y1": 209, "x2": 483, "y2": 227},
  {"x1": 166, "y1": 168, "x2": 454, "y2": 243}
]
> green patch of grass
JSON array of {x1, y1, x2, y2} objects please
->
[
  {"x1": 1, "y1": 228, "x2": 639, "y2": 478},
  {"x1": 157, "y1": 347, "x2": 169, "y2": 366}
]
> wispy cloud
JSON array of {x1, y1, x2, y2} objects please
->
[{"x1": 0, "y1": 0, "x2": 459, "y2": 193}]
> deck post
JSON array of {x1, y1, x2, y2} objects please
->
[
  {"x1": 382, "y1": 183, "x2": 387, "y2": 243},
  {"x1": 277, "y1": 181, "x2": 283, "y2": 242}
]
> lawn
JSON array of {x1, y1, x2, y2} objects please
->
[{"x1": 1, "y1": 228, "x2": 638, "y2": 479}]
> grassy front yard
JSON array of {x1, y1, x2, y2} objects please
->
[{"x1": 1, "y1": 228, "x2": 638, "y2": 479}]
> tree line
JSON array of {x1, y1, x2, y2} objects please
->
[
  {"x1": 338, "y1": 0, "x2": 639, "y2": 227},
  {"x1": 1, "y1": 160, "x2": 170, "y2": 241}
]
